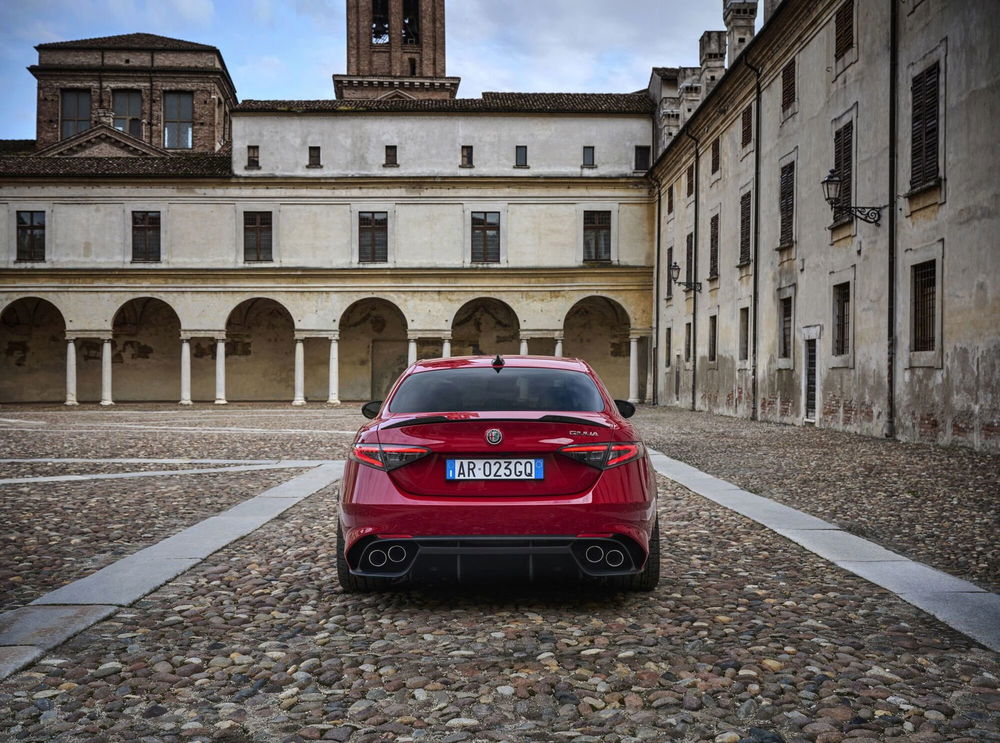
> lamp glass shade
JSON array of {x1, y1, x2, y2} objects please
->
[
  {"x1": 669, "y1": 262, "x2": 681, "y2": 282},
  {"x1": 822, "y1": 169, "x2": 842, "y2": 206}
]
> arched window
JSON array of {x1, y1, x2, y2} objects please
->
[
  {"x1": 371, "y1": 0, "x2": 389, "y2": 44},
  {"x1": 402, "y1": 0, "x2": 420, "y2": 44}
]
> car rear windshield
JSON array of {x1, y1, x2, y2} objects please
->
[{"x1": 388, "y1": 367, "x2": 606, "y2": 413}]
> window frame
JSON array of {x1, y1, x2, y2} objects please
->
[
  {"x1": 163, "y1": 91, "x2": 194, "y2": 150},
  {"x1": 633, "y1": 145, "x2": 651, "y2": 172},
  {"x1": 15, "y1": 210, "x2": 46, "y2": 263},
  {"x1": 781, "y1": 59, "x2": 797, "y2": 115},
  {"x1": 582, "y1": 146, "x2": 596, "y2": 168},
  {"x1": 131, "y1": 210, "x2": 162, "y2": 263},
  {"x1": 307, "y1": 146, "x2": 322, "y2": 168},
  {"x1": 830, "y1": 265, "x2": 855, "y2": 367},
  {"x1": 60, "y1": 89, "x2": 91, "y2": 140},
  {"x1": 684, "y1": 321, "x2": 692, "y2": 365},
  {"x1": 246, "y1": 145, "x2": 260, "y2": 170},
  {"x1": 666, "y1": 184, "x2": 674, "y2": 215},
  {"x1": 710, "y1": 137, "x2": 721, "y2": 178},
  {"x1": 514, "y1": 145, "x2": 528, "y2": 168},
  {"x1": 738, "y1": 306, "x2": 750, "y2": 366},
  {"x1": 582, "y1": 210, "x2": 612, "y2": 262},
  {"x1": 384, "y1": 145, "x2": 399, "y2": 167},
  {"x1": 665, "y1": 246, "x2": 674, "y2": 299},
  {"x1": 740, "y1": 103, "x2": 753, "y2": 150},
  {"x1": 470, "y1": 210, "x2": 501, "y2": 264},
  {"x1": 684, "y1": 232, "x2": 694, "y2": 288},
  {"x1": 777, "y1": 285, "x2": 796, "y2": 370},
  {"x1": 778, "y1": 160, "x2": 796, "y2": 249},
  {"x1": 242, "y1": 210, "x2": 274, "y2": 263},
  {"x1": 112, "y1": 89, "x2": 143, "y2": 138},
  {"x1": 831, "y1": 108, "x2": 856, "y2": 230},
  {"x1": 707, "y1": 313, "x2": 718, "y2": 366},
  {"x1": 832, "y1": 0, "x2": 859, "y2": 77},
  {"x1": 738, "y1": 189, "x2": 753, "y2": 266},
  {"x1": 358, "y1": 211, "x2": 389, "y2": 263},
  {"x1": 708, "y1": 210, "x2": 720, "y2": 280},
  {"x1": 460, "y1": 145, "x2": 474, "y2": 168},
  {"x1": 909, "y1": 61, "x2": 940, "y2": 192},
  {"x1": 686, "y1": 163, "x2": 695, "y2": 199}
]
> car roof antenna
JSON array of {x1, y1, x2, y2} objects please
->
[{"x1": 492, "y1": 354, "x2": 504, "y2": 373}]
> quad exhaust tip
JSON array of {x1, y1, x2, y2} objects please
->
[
  {"x1": 585, "y1": 545, "x2": 605, "y2": 564},
  {"x1": 387, "y1": 545, "x2": 408, "y2": 564},
  {"x1": 367, "y1": 549, "x2": 388, "y2": 567}
]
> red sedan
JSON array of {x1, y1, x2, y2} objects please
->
[{"x1": 337, "y1": 355, "x2": 659, "y2": 592}]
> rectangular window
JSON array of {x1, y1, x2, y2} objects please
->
[
  {"x1": 684, "y1": 322, "x2": 692, "y2": 362},
  {"x1": 515, "y1": 145, "x2": 528, "y2": 167},
  {"x1": 779, "y1": 161, "x2": 795, "y2": 246},
  {"x1": 402, "y1": 0, "x2": 420, "y2": 44},
  {"x1": 667, "y1": 184, "x2": 674, "y2": 214},
  {"x1": 359, "y1": 212, "x2": 388, "y2": 263},
  {"x1": 243, "y1": 211, "x2": 273, "y2": 262},
  {"x1": 739, "y1": 191, "x2": 752, "y2": 264},
  {"x1": 833, "y1": 121, "x2": 853, "y2": 221},
  {"x1": 372, "y1": 0, "x2": 389, "y2": 43},
  {"x1": 461, "y1": 145, "x2": 474, "y2": 167},
  {"x1": 781, "y1": 60, "x2": 796, "y2": 112},
  {"x1": 634, "y1": 145, "x2": 650, "y2": 171},
  {"x1": 308, "y1": 146, "x2": 322, "y2": 167},
  {"x1": 686, "y1": 163, "x2": 695, "y2": 197},
  {"x1": 582, "y1": 146, "x2": 595, "y2": 167},
  {"x1": 583, "y1": 211, "x2": 612, "y2": 262},
  {"x1": 833, "y1": 282, "x2": 851, "y2": 356},
  {"x1": 739, "y1": 307, "x2": 750, "y2": 361},
  {"x1": 15, "y1": 211, "x2": 45, "y2": 262},
  {"x1": 911, "y1": 260, "x2": 936, "y2": 352},
  {"x1": 60, "y1": 90, "x2": 91, "y2": 139},
  {"x1": 708, "y1": 315, "x2": 718, "y2": 362},
  {"x1": 131, "y1": 211, "x2": 161, "y2": 262},
  {"x1": 685, "y1": 232, "x2": 694, "y2": 285},
  {"x1": 163, "y1": 92, "x2": 193, "y2": 149},
  {"x1": 779, "y1": 296, "x2": 793, "y2": 359},
  {"x1": 709, "y1": 213, "x2": 719, "y2": 278},
  {"x1": 911, "y1": 62, "x2": 940, "y2": 190},
  {"x1": 471, "y1": 211, "x2": 500, "y2": 263},
  {"x1": 664, "y1": 328, "x2": 672, "y2": 367},
  {"x1": 385, "y1": 145, "x2": 398, "y2": 166},
  {"x1": 741, "y1": 103, "x2": 753, "y2": 147},
  {"x1": 112, "y1": 90, "x2": 142, "y2": 138},
  {"x1": 246, "y1": 145, "x2": 259, "y2": 169},
  {"x1": 665, "y1": 246, "x2": 673, "y2": 299},
  {"x1": 835, "y1": 0, "x2": 854, "y2": 61},
  {"x1": 711, "y1": 137, "x2": 720, "y2": 174}
]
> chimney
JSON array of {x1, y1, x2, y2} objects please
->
[
  {"x1": 699, "y1": 30, "x2": 727, "y2": 98},
  {"x1": 724, "y1": 0, "x2": 758, "y2": 66},
  {"x1": 763, "y1": 0, "x2": 784, "y2": 24}
]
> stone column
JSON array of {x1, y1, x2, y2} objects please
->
[
  {"x1": 628, "y1": 335, "x2": 640, "y2": 404},
  {"x1": 100, "y1": 338, "x2": 114, "y2": 406},
  {"x1": 214, "y1": 336, "x2": 227, "y2": 405},
  {"x1": 407, "y1": 337, "x2": 417, "y2": 365},
  {"x1": 293, "y1": 338, "x2": 306, "y2": 406},
  {"x1": 179, "y1": 338, "x2": 192, "y2": 405},
  {"x1": 441, "y1": 333, "x2": 452, "y2": 359},
  {"x1": 64, "y1": 338, "x2": 78, "y2": 406},
  {"x1": 327, "y1": 334, "x2": 340, "y2": 404},
  {"x1": 519, "y1": 338, "x2": 529, "y2": 355},
  {"x1": 554, "y1": 334, "x2": 564, "y2": 358}
]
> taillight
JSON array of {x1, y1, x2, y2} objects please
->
[
  {"x1": 351, "y1": 443, "x2": 430, "y2": 471},
  {"x1": 559, "y1": 442, "x2": 644, "y2": 470}
]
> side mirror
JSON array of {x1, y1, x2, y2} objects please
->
[
  {"x1": 614, "y1": 399, "x2": 636, "y2": 419},
  {"x1": 361, "y1": 401, "x2": 383, "y2": 419}
]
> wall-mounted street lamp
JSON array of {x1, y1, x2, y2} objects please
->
[
  {"x1": 822, "y1": 169, "x2": 885, "y2": 225},
  {"x1": 669, "y1": 261, "x2": 702, "y2": 292}
]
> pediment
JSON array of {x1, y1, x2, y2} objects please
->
[
  {"x1": 376, "y1": 89, "x2": 417, "y2": 101},
  {"x1": 33, "y1": 125, "x2": 169, "y2": 158}
]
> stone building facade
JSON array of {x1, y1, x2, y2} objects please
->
[{"x1": 1, "y1": 0, "x2": 998, "y2": 451}]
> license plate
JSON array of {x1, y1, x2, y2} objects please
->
[{"x1": 445, "y1": 458, "x2": 544, "y2": 480}]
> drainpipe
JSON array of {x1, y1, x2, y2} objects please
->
[
  {"x1": 651, "y1": 171, "x2": 662, "y2": 405},
  {"x1": 685, "y1": 129, "x2": 700, "y2": 412},
  {"x1": 743, "y1": 56, "x2": 763, "y2": 421},
  {"x1": 886, "y1": 0, "x2": 898, "y2": 438}
]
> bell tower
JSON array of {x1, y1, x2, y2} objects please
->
[{"x1": 334, "y1": 0, "x2": 460, "y2": 100}]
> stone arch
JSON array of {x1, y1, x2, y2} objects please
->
[
  {"x1": 451, "y1": 298, "x2": 520, "y2": 357},
  {"x1": 339, "y1": 298, "x2": 408, "y2": 401},
  {"x1": 0, "y1": 297, "x2": 66, "y2": 403},
  {"x1": 111, "y1": 297, "x2": 183, "y2": 402},
  {"x1": 563, "y1": 296, "x2": 632, "y2": 399},
  {"x1": 225, "y1": 298, "x2": 296, "y2": 401}
]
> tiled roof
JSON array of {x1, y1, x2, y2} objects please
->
[
  {"x1": 234, "y1": 92, "x2": 654, "y2": 115},
  {"x1": 36, "y1": 33, "x2": 217, "y2": 52},
  {"x1": 0, "y1": 154, "x2": 232, "y2": 178},
  {"x1": 0, "y1": 139, "x2": 36, "y2": 154}
]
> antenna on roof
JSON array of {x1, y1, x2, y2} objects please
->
[{"x1": 492, "y1": 354, "x2": 504, "y2": 373}]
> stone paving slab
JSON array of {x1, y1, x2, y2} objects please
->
[
  {"x1": 0, "y1": 647, "x2": 43, "y2": 680},
  {"x1": 898, "y1": 591, "x2": 1000, "y2": 652},
  {"x1": 835, "y1": 558, "x2": 987, "y2": 595},
  {"x1": 29, "y1": 556, "x2": 203, "y2": 607},
  {"x1": 0, "y1": 460, "x2": 326, "y2": 486},
  {"x1": 774, "y1": 527, "x2": 909, "y2": 561},
  {"x1": 0, "y1": 605, "x2": 117, "y2": 650}
]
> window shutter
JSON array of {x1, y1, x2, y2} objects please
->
[
  {"x1": 667, "y1": 184, "x2": 674, "y2": 214},
  {"x1": 779, "y1": 162, "x2": 795, "y2": 246},
  {"x1": 835, "y1": 0, "x2": 854, "y2": 60},
  {"x1": 741, "y1": 104, "x2": 753, "y2": 147},
  {"x1": 666, "y1": 247, "x2": 673, "y2": 298},
  {"x1": 686, "y1": 163, "x2": 695, "y2": 197},
  {"x1": 685, "y1": 232, "x2": 694, "y2": 284},
  {"x1": 739, "y1": 192, "x2": 752, "y2": 264},
  {"x1": 834, "y1": 122, "x2": 853, "y2": 215},
  {"x1": 711, "y1": 138, "x2": 720, "y2": 174},
  {"x1": 782, "y1": 60, "x2": 796, "y2": 111},
  {"x1": 709, "y1": 214, "x2": 719, "y2": 278},
  {"x1": 911, "y1": 62, "x2": 940, "y2": 189}
]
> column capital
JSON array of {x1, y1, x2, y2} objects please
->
[
  {"x1": 180, "y1": 330, "x2": 224, "y2": 341},
  {"x1": 294, "y1": 330, "x2": 339, "y2": 341},
  {"x1": 629, "y1": 327, "x2": 653, "y2": 341},
  {"x1": 65, "y1": 331, "x2": 112, "y2": 341},
  {"x1": 213, "y1": 334, "x2": 228, "y2": 342}
]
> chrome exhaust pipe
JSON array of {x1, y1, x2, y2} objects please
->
[
  {"x1": 585, "y1": 545, "x2": 605, "y2": 564},
  {"x1": 387, "y1": 544, "x2": 407, "y2": 564},
  {"x1": 605, "y1": 549, "x2": 625, "y2": 568},
  {"x1": 367, "y1": 549, "x2": 387, "y2": 567}
]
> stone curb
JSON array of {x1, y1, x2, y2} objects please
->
[{"x1": 647, "y1": 449, "x2": 1000, "y2": 652}]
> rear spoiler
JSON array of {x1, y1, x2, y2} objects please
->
[{"x1": 382, "y1": 414, "x2": 610, "y2": 430}]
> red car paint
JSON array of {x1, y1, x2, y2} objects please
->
[{"x1": 339, "y1": 356, "x2": 657, "y2": 580}]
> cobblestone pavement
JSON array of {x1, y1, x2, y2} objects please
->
[
  {"x1": 632, "y1": 407, "x2": 1000, "y2": 594},
  {"x1": 0, "y1": 405, "x2": 998, "y2": 742}
]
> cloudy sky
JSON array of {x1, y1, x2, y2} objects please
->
[{"x1": 0, "y1": 0, "x2": 761, "y2": 140}]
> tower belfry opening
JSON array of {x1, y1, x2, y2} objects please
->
[{"x1": 335, "y1": 0, "x2": 460, "y2": 100}]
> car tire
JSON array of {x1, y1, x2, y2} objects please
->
[
  {"x1": 608, "y1": 518, "x2": 660, "y2": 592},
  {"x1": 336, "y1": 523, "x2": 390, "y2": 593}
]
